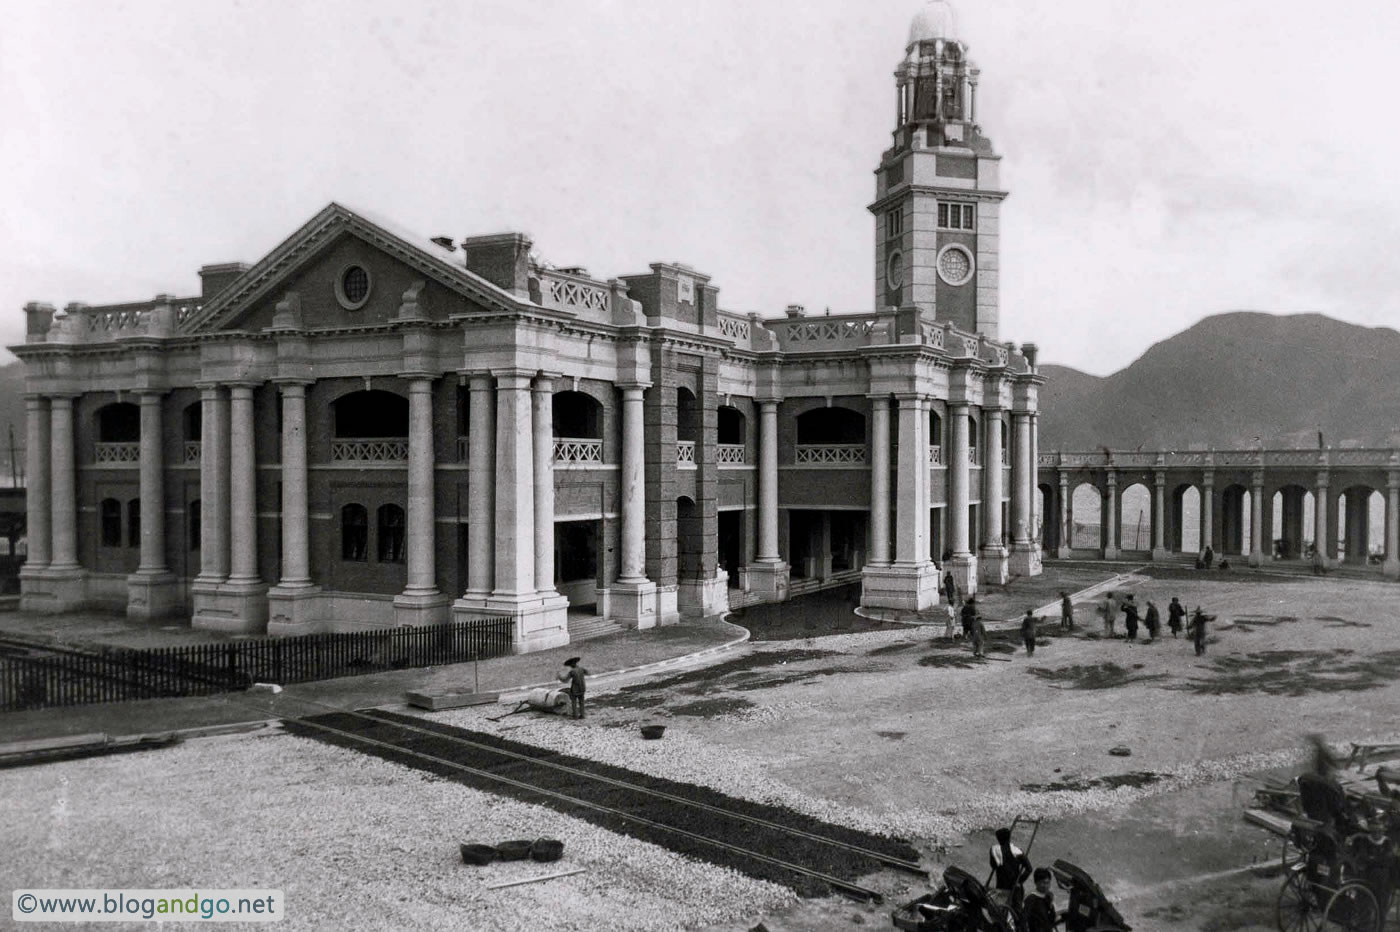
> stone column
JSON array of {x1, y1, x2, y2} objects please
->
[
  {"x1": 23, "y1": 395, "x2": 51, "y2": 570},
  {"x1": 1248, "y1": 471, "x2": 1265, "y2": 566},
  {"x1": 49, "y1": 395, "x2": 79, "y2": 571},
  {"x1": 618, "y1": 385, "x2": 647, "y2": 583},
  {"x1": 403, "y1": 377, "x2": 439, "y2": 597},
  {"x1": 1030, "y1": 413, "x2": 1040, "y2": 548},
  {"x1": 196, "y1": 386, "x2": 229, "y2": 583},
  {"x1": 1314, "y1": 471, "x2": 1330, "y2": 567},
  {"x1": 135, "y1": 393, "x2": 168, "y2": 574},
  {"x1": 946, "y1": 403, "x2": 970, "y2": 559},
  {"x1": 913, "y1": 397, "x2": 929, "y2": 564},
  {"x1": 757, "y1": 400, "x2": 780, "y2": 563},
  {"x1": 868, "y1": 394, "x2": 891, "y2": 566},
  {"x1": 1385, "y1": 470, "x2": 1400, "y2": 578},
  {"x1": 1057, "y1": 471, "x2": 1072, "y2": 557},
  {"x1": 277, "y1": 383, "x2": 312, "y2": 587},
  {"x1": 462, "y1": 375, "x2": 495, "y2": 595},
  {"x1": 493, "y1": 372, "x2": 536, "y2": 596},
  {"x1": 895, "y1": 395, "x2": 925, "y2": 564},
  {"x1": 1202, "y1": 471, "x2": 1215, "y2": 555},
  {"x1": 266, "y1": 381, "x2": 320, "y2": 635},
  {"x1": 531, "y1": 375, "x2": 558, "y2": 595},
  {"x1": 127, "y1": 391, "x2": 179, "y2": 619},
  {"x1": 1152, "y1": 470, "x2": 1168, "y2": 560},
  {"x1": 980, "y1": 407, "x2": 1007, "y2": 583},
  {"x1": 1104, "y1": 471, "x2": 1119, "y2": 560},
  {"x1": 226, "y1": 385, "x2": 260, "y2": 584}
]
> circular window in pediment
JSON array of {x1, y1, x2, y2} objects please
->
[{"x1": 336, "y1": 265, "x2": 372, "y2": 310}]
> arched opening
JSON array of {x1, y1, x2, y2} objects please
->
[
  {"x1": 96, "y1": 402, "x2": 140, "y2": 442},
  {"x1": 717, "y1": 406, "x2": 746, "y2": 466},
  {"x1": 332, "y1": 390, "x2": 409, "y2": 438},
  {"x1": 1337, "y1": 486, "x2": 1384, "y2": 563},
  {"x1": 1271, "y1": 485, "x2": 1312, "y2": 560},
  {"x1": 676, "y1": 496, "x2": 701, "y2": 579},
  {"x1": 1171, "y1": 484, "x2": 1202, "y2": 554},
  {"x1": 554, "y1": 391, "x2": 604, "y2": 464},
  {"x1": 341, "y1": 503, "x2": 368, "y2": 562},
  {"x1": 928, "y1": 409, "x2": 944, "y2": 464},
  {"x1": 1039, "y1": 483, "x2": 1057, "y2": 551},
  {"x1": 795, "y1": 406, "x2": 865, "y2": 444},
  {"x1": 967, "y1": 414, "x2": 980, "y2": 466},
  {"x1": 1070, "y1": 482, "x2": 1102, "y2": 550},
  {"x1": 182, "y1": 402, "x2": 203, "y2": 464},
  {"x1": 126, "y1": 498, "x2": 141, "y2": 549},
  {"x1": 1119, "y1": 482, "x2": 1151, "y2": 551},
  {"x1": 1220, "y1": 484, "x2": 1251, "y2": 556},
  {"x1": 377, "y1": 504, "x2": 405, "y2": 563},
  {"x1": 676, "y1": 388, "x2": 699, "y2": 443},
  {"x1": 100, "y1": 498, "x2": 122, "y2": 547}
]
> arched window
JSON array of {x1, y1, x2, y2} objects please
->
[
  {"x1": 189, "y1": 500, "x2": 201, "y2": 550},
  {"x1": 341, "y1": 504, "x2": 368, "y2": 561},
  {"x1": 96, "y1": 403, "x2": 140, "y2": 442},
  {"x1": 377, "y1": 504, "x2": 406, "y2": 563},
  {"x1": 126, "y1": 499, "x2": 141, "y2": 548},
  {"x1": 100, "y1": 499, "x2": 122, "y2": 547}
]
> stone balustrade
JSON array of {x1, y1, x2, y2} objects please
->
[
  {"x1": 555, "y1": 438, "x2": 603, "y2": 464},
  {"x1": 795, "y1": 444, "x2": 867, "y2": 466}
]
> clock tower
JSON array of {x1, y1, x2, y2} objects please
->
[{"x1": 870, "y1": 0, "x2": 1006, "y2": 339}]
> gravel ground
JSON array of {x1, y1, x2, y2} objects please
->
[{"x1": 7, "y1": 567, "x2": 1400, "y2": 931}]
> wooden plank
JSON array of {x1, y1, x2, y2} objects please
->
[
  {"x1": 0, "y1": 732, "x2": 108, "y2": 755},
  {"x1": 484, "y1": 867, "x2": 585, "y2": 890},
  {"x1": 406, "y1": 690, "x2": 501, "y2": 711},
  {"x1": 1244, "y1": 808, "x2": 1295, "y2": 838}
]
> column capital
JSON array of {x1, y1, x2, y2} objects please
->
[
  {"x1": 756, "y1": 397, "x2": 782, "y2": 408},
  {"x1": 404, "y1": 377, "x2": 435, "y2": 393},
  {"x1": 1154, "y1": 469, "x2": 1166, "y2": 486},
  {"x1": 617, "y1": 381, "x2": 652, "y2": 393},
  {"x1": 1388, "y1": 470, "x2": 1400, "y2": 491},
  {"x1": 532, "y1": 373, "x2": 560, "y2": 392},
  {"x1": 1203, "y1": 469, "x2": 1215, "y2": 486},
  {"x1": 24, "y1": 394, "x2": 48, "y2": 408},
  {"x1": 491, "y1": 368, "x2": 536, "y2": 388},
  {"x1": 1105, "y1": 469, "x2": 1118, "y2": 488},
  {"x1": 865, "y1": 391, "x2": 892, "y2": 403},
  {"x1": 1251, "y1": 470, "x2": 1265, "y2": 488},
  {"x1": 134, "y1": 388, "x2": 167, "y2": 400},
  {"x1": 398, "y1": 371, "x2": 438, "y2": 383},
  {"x1": 1316, "y1": 469, "x2": 1331, "y2": 488}
]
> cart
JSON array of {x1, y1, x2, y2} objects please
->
[
  {"x1": 1050, "y1": 859, "x2": 1132, "y2": 932},
  {"x1": 892, "y1": 865, "x2": 1015, "y2": 932}
]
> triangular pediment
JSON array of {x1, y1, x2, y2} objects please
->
[{"x1": 179, "y1": 203, "x2": 521, "y2": 335}]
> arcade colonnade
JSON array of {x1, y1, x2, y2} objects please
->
[{"x1": 1038, "y1": 449, "x2": 1400, "y2": 577}]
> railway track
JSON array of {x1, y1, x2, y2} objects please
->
[{"x1": 269, "y1": 696, "x2": 923, "y2": 902}]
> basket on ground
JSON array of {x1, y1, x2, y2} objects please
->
[
  {"x1": 495, "y1": 839, "x2": 534, "y2": 861},
  {"x1": 459, "y1": 843, "x2": 497, "y2": 866},
  {"x1": 640, "y1": 724, "x2": 666, "y2": 740},
  {"x1": 530, "y1": 838, "x2": 565, "y2": 862}
]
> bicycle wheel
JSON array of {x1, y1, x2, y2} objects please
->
[
  {"x1": 1277, "y1": 869, "x2": 1323, "y2": 932},
  {"x1": 1322, "y1": 881, "x2": 1380, "y2": 932}
]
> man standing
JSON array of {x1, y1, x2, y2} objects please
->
[
  {"x1": 1189, "y1": 608, "x2": 1211, "y2": 657},
  {"x1": 1101, "y1": 591, "x2": 1117, "y2": 638},
  {"x1": 1167, "y1": 597, "x2": 1186, "y2": 638},
  {"x1": 557, "y1": 656, "x2": 588, "y2": 719},
  {"x1": 1060, "y1": 591, "x2": 1074, "y2": 632},
  {"x1": 970, "y1": 614, "x2": 987, "y2": 659},
  {"x1": 988, "y1": 827, "x2": 1033, "y2": 913},
  {"x1": 1021, "y1": 608, "x2": 1039, "y2": 657},
  {"x1": 961, "y1": 596, "x2": 979, "y2": 640},
  {"x1": 1122, "y1": 594, "x2": 1140, "y2": 642},
  {"x1": 1144, "y1": 600, "x2": 1161, "y2": 642},
  {"x1": 944, "y1": 569, "x2": 959, "y2": 610},
  {"x1": 1022, "y1": 868, "x2": 1060, "y2": 932}
]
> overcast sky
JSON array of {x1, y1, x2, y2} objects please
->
[{"x1": 4, "y1": 0, "x2": 1399, "y2": 375}]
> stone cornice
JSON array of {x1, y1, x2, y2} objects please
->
[{"x1": 867, "y1": 184, "x2": 1010, "y2": 214}]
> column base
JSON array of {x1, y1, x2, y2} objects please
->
[
  {"x1": 678, "y1": 566, "x2": 731, "y2": 620},
  {"x1": 950, "y1": 553, "x2": 979, "y2": 597},
  {"x1": 393, "y1": 590, "x2": 453, "y2": 627},
  {"x1": 745, "y1": 561, "x2": 790, "y2": 602},
  {"x1": 599, "y1": 579, "x2": 659, "y2": 629},
  {"x1": 1056, "y1": 544, "x2": 1074, "y2": 559},
  {"x1": 1009, "y1": 542, "x2": 1041, "y2": 577},
  {"x1": 192, "y1": 579, "x2": 269, "y2": 634},
  {"x1": 1384, "y1": 558, "x2": 1400, "y2": 580},
  {"x1": 1103, "y1": 547, "x2": 1120, "y2": 560},
  {"x1": 978, "y1": 546, "x2": 1009, "y2": 586},
  {"x1": 456, "y1": 590, "x2": 570, "y2": 654},
  {"x1": 126, "y1": 571, "x2": 181, "y2": 621},
  {"x1": 266, "y1": 584, "x2": 325, "y2": 636},
  {"x1": 861, "y1": 562, "x2": 939, "y2": 611},
  {"x1": 1151, "y1": 547, "x2": 1170, "y2": 561},
  {"x1": 20, "y1": 566, "x2": 89, "y2": 614},
  {"x1": 1248, "y1": 550, "x2": 1264, "y2": 568}
]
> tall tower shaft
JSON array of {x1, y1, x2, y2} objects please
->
[{"x1": 869, "y1": 1, "x2": 1007, "y2": 339}]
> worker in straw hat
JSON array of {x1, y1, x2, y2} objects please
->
[{"x1": 557, "y1": 656, "x2": 588, "y2": 719}]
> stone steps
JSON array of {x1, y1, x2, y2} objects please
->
[{"x1": 565, "y1": 615, "x2": 628, "y2": 643}]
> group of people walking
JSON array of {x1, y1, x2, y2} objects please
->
[{"x1": 1094, "y1": 590, "x2": 1214, "y2": 656}]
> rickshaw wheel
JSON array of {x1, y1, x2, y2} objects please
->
[
  {"x1": 1277, "y1": 869, "x2": 1323, "y2": 932},
  {"x1": 1322, "y1": 881, "x2": 1380, "y2": 932}
]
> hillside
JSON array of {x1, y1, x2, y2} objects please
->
[{"x1": 1039, "y1": 312, "x2": 1400, "y2": 450}]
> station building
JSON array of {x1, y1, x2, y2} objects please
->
[{"x1": 12, "y1": 1, "x2": 1043, "y2": 652}]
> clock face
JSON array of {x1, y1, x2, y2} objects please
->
[
  {"x1": 887, "y1": 249, "x2": 905, "y2": 289},
  {"x1": 937, "y1": 245, "x2": 974, "y2": 285}
]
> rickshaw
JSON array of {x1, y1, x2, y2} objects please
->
[
  {"x1": 1050, "y1": 859, "x2": 1133, "y2": 932},
  {"x1": 892, "y1": 865, "x2": 1016, "y2": 932}
]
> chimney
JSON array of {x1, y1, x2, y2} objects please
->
[
  {"x1": 785, "y1": 304, "x2": 806, "y2": 318},
  {"x1": 430, "y1": 236, "x2": 456, "y2": 252},
  {"x1": 199, "y1": 262, "x2": 250, "y2": 300},
  {"x1": 459, "y1": 233, "x2": 533, "y2": 298}
]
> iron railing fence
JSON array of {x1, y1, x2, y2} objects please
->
[{"x1": 0, "y1": 616, "x2": 513, "y2": 712}]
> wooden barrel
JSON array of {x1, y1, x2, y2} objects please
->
[{"x1": 525, "y1": 687, "x2": 568, "y2": 711}]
